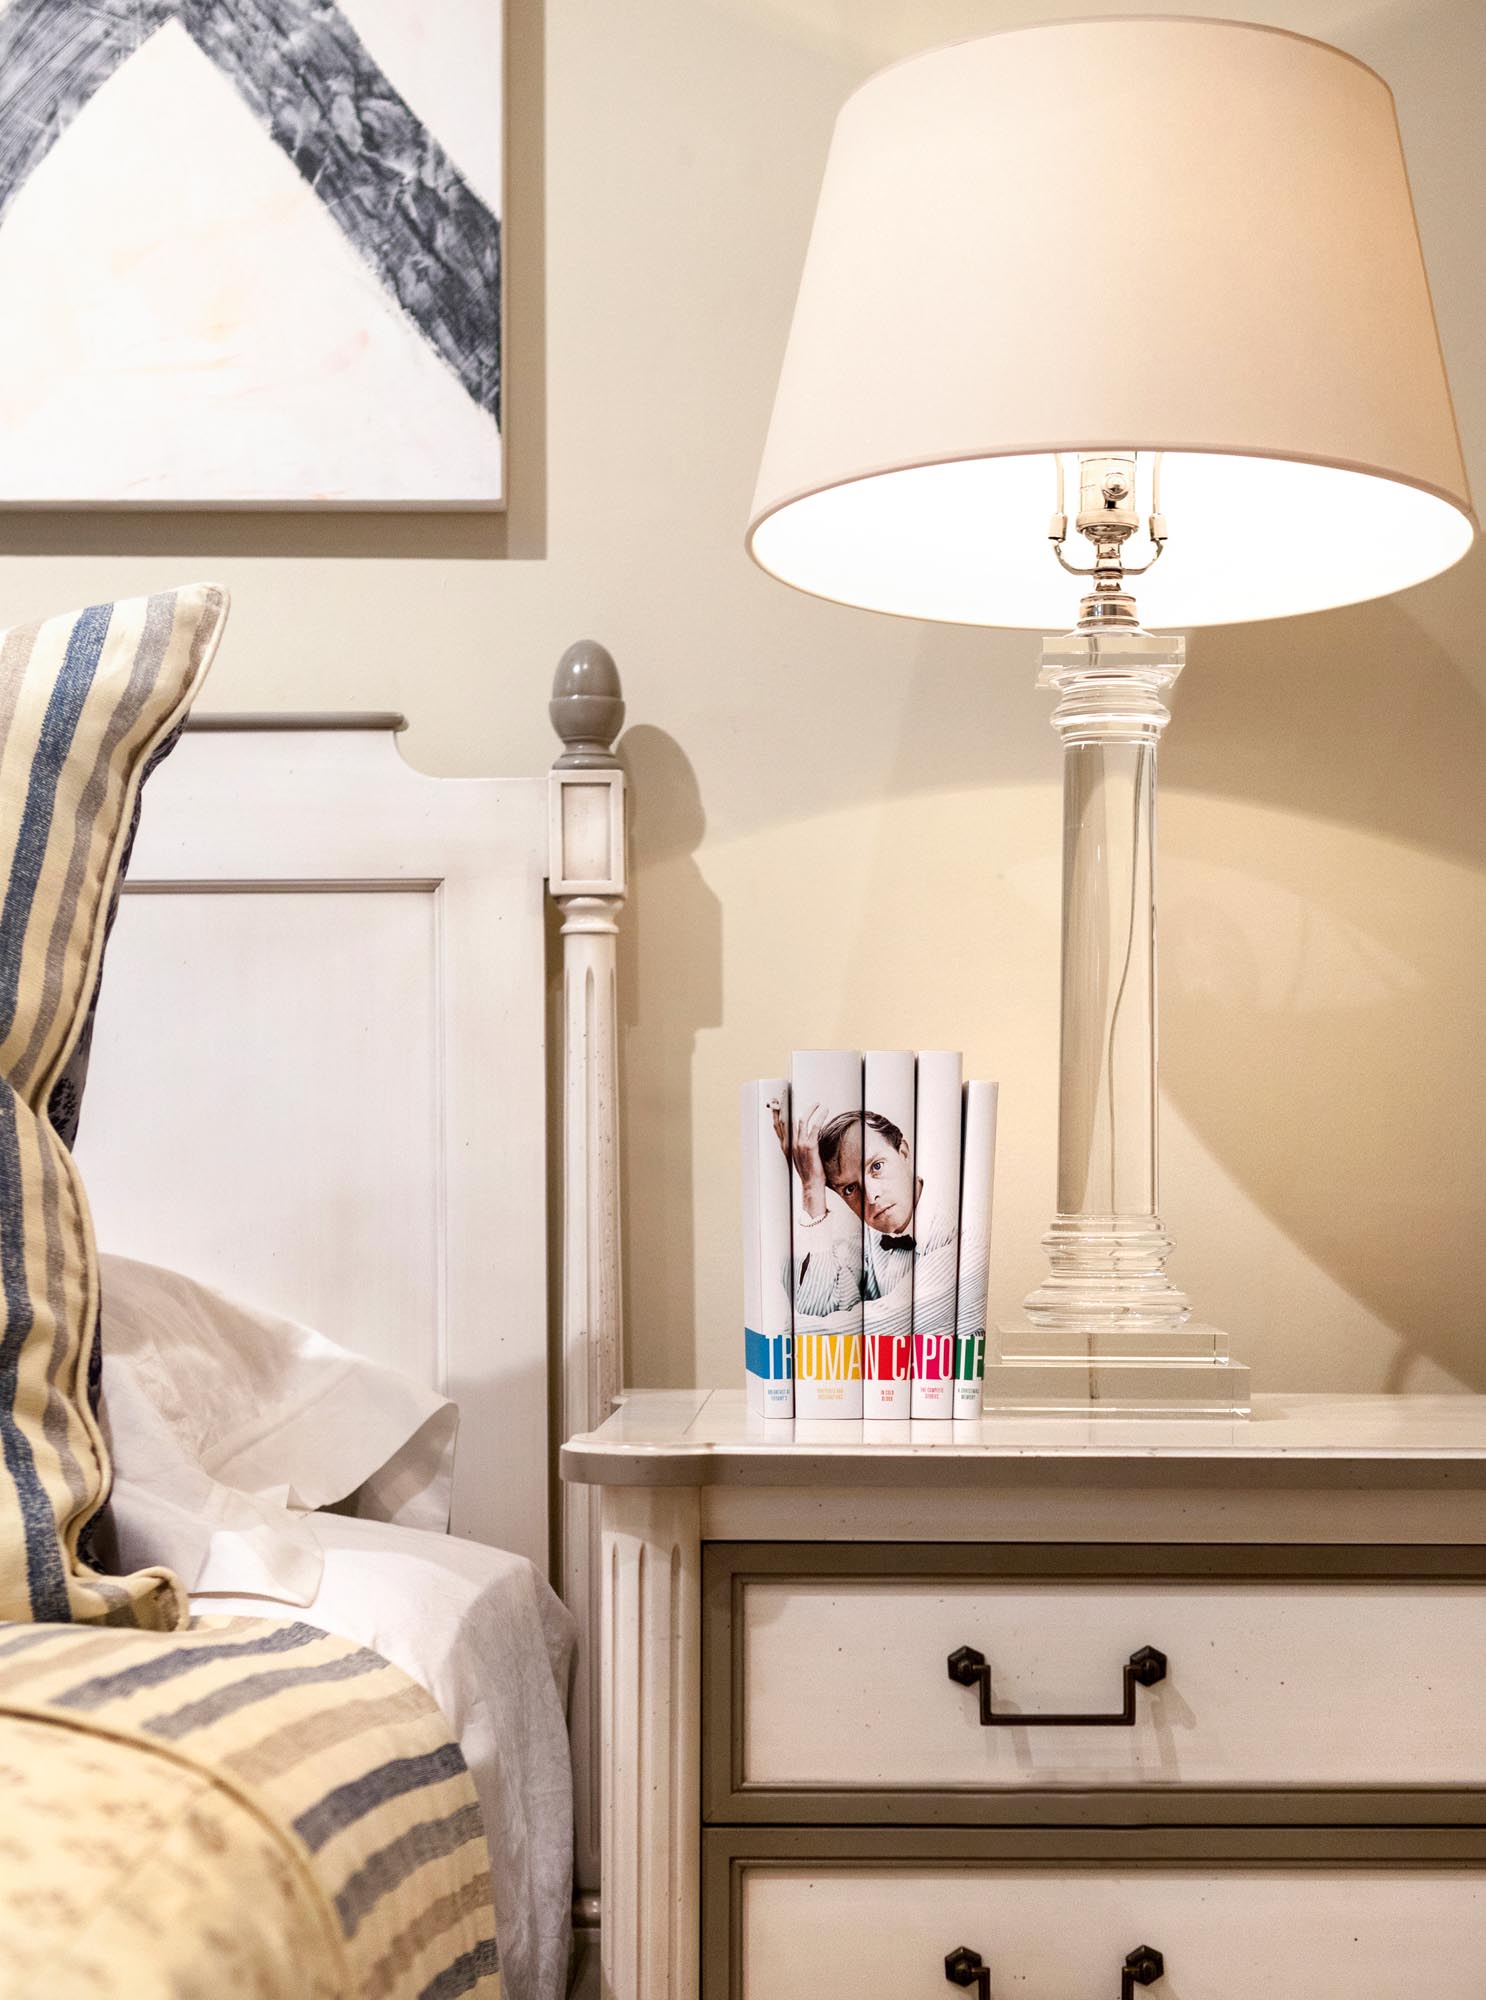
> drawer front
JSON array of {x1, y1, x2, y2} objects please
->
[
  {"x1": 713, "y1": 1548, "x2": 1486, "y2": 1801},
  {"x1": 734, "y1": 1865, "x2": 1486, "y2": 1998}
]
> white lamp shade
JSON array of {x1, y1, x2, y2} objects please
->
[{"x1": 748, "y1": 18, "x2": 1476, "y2": 629}]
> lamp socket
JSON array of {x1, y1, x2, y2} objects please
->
[{"x1": 1074, "y1": 451, "x2": 1141, "y2": 544}]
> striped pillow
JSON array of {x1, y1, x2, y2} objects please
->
[{"x1": 0, "y1": 586, "x2": 229, "y2": 1627}]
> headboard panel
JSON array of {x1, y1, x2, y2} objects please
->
[{"x1": 77, "y1": 716, "x2": 553, "y2": 1574}]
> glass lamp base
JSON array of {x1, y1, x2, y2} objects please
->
[{"x1": 984, "y1": 1323, "x2": 1251, "y2": 1417}]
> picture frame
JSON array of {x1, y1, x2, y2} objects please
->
[{"x1": 0, "y1": 1, "x2": 505, "y2": 509}]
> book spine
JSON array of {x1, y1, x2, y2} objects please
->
[
  {"x1": 953, "y1": 1081, "x2": 999, "y2": 1418},
  {"x1": 742, "y1": 1079, "x2": 794, "y2": 1417},
  {"x1": 910, "y1": 1050, "x2": 963, "y2": 1418},
  {"x1": 789, "y1": 1049, "x2": 864, "y2": 1420},
  {"x1": 862, "y1": 1050, "x2": 915, "y2": 1418}
]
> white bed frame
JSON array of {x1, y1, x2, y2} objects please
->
[{"x1": 74, "y1": 647, "x2": 626, "y2": 1953}]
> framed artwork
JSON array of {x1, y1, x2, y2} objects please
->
[{"x1": 0, "y1": 1, "x2": 504, "y2": 508}]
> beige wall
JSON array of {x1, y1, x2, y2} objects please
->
[{"x1": 5, "y1": 0, "x2": 1483, "y2": 1396}]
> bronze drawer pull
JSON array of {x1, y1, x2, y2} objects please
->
[
  {"x1": 946, "y1": 1943, "x2": 1165, "y2": 1998},
  {"x1": 947, "y1": 1644, "x2": 1167, "y2": 1726}
]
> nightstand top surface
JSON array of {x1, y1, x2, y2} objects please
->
[{"x1": 561, "y1": 1390, "x2": 1486, "y2": 1489}]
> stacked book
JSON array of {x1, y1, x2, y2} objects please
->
[{"x1": 741, "y1": 1052, "x2": 998, "y2": 1420}]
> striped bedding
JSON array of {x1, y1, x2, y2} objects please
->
[
  {"x1": 0, "y1": 584, "x2": 229, "y2": 1629},
  {"x1": 0, "y1": 1613, "x2": 501, "y2": 1999}
]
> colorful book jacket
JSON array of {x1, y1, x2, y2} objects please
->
[
  {"x1": 910, "y1": 1049, "x2": 963, "y2": 1418},
  {"x1": 741, "y1": 1078, "x2": 794, "y2": 1417},
  {"x1": 789, "y1": 1049, "x2": 864, "y2": 1420},
  {"x1": 862, "y1": 1050, "x2": 915, "y2": 1418},
  {"x1": 953, "y1": 1080, "x2": 999, "y2": 1418}
]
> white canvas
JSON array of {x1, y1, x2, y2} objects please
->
[{"x1": 0, "y1": 0, "x2": 504, "y2": 506}]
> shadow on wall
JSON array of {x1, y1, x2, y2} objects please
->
[
  {"x1": 1162, "y1": 535, "x2": 1486, "y2": 1390},
  {"x1": 616, "y1": 724, "x2": 723, "y2": 1387}
]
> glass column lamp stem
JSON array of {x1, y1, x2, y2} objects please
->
[
  {"x1": 988, "y1": 452, "x2": 1248, "y2": 1413},
  {"x1": 1022, "y1": 623, "x2": 1191, "y2": 1330}
]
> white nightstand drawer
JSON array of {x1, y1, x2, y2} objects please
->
[
  {"x1": 738, "y1": 1572, "x2": 1486, "y2": 1791},
  {"x1": 738, "y1": 1866, "x2": 1486, "y2": 1997}
]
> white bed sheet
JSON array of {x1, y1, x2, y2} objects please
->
[{"x1": 195, "y1": 1512, "x2": 576, "y2": 2000}]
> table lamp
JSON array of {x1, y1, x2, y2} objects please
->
[{"x1": 747, "y1": 17, "x2": 1476, "y2": 1415}]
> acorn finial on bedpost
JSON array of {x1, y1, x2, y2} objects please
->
[{"x1": 550, "y1": 640, "x2": 624, "y2": 768}]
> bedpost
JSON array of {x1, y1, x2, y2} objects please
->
[{"x1": 549, "y1": 640, "x2": 627, "y2": 1932}]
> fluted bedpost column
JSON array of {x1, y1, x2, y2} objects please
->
[{"x1": 549, "y1": 640, "x2": 627, "y2": 1919}]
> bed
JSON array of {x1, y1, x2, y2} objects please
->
[{"x1": 2, "y1": 646, "x2": 627, "y2": 2000}]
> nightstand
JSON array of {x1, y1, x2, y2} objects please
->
[{"x1": 561, "y1": 1392, "x2": 1486, "y2": 1998}]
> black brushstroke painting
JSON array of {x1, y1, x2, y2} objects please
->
[{"x1": 0, "y1": 0, "x2": 502, "y2": 427}]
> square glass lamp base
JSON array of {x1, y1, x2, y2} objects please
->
[{"x1": 984, "y1": 1324, "x2": 1251, "y2": 1418}]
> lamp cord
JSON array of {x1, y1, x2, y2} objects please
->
[{"x1": 1105, "y1": 750, "x2": 1149, "y2": 1211}]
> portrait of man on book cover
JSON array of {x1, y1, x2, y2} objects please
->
[
  {"x1": 776, "y1": 1098, "x2": 865, "y2": 1321},
  {"x1": 773, "y1": 1097, "x2": 958, "y2": 1323}
]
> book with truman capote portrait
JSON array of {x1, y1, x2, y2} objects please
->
[
  {"x1": 862, "y1": 1050, "x2": 915, "y2": 1418},
  {"x1": 953, "y1": 1080, "x2": 999, "y2": 1418},
  {"x1": 787, "y1": 1049, "x2": 864, "y2": 1420},
  {"x1": 910, "y1": 1050, "x2": 963, "y2": 1418},
  {"x1": 741, "y1": 1079, "x2": 794, "y2": 1417}
]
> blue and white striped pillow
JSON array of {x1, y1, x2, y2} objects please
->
[{"x1": 0, "y1": 585, "x2": 229, "y2": 1626}]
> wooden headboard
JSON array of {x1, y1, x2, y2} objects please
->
[{"x1": 74, "y1": 645, "x2": 626, "y2": 1913}]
